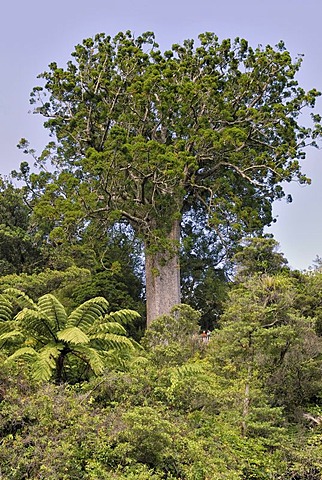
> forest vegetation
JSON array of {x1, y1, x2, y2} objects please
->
[{"x1": 1, "y1": 31, "x2": 322, "y2": 478}]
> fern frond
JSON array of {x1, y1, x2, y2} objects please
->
[
  {"x1": 6, "y1": 344, "x2": 63, "y2": 381},
  {"x1": 100, "y1": 347, "x2": 143, "y2": 370},
  {"x1": 170, "y1": 362, "x2": 208, "y2": 381},
  {"x1": 128, "y1": 338, "x2": 144, "y2": 350},
  {"x1": 0, "y1": 320, "x2": 16, "y2": 336},
  {"x1": 31, "y1": 344, "x2": 63, "y2": 381},
  {"x1": 57, "y1": 327, "x2": 90, "y2": 345},
  {"x1": 66, "y1": 297, "x2": 109, "y2": 331},
  {"x1": 91, "y1": 333, "x2": 135, "y2": 351},
  {"x1": 104, "y1": 309, "x2": 141, "y2": 325},
  {"x1": 100, "y1": 349, "x2": 128, "y2": 370},
  {"x1": 37, "y1": 295, "x2": 67, "y2": 331},
  {"x1": 71, "y1": 345, "x2": 105, "y2": 375},
  {"x1": 0, "y1": 329, "x2": 24, "y2": 348},
  {"x1": 5, "y1": 346, "x2": 38, "y2": 363},
  {"x1": 15, "y1": 309, "x2": 58, "y2": 342},
  {"x1": 89, "y1": 321, "x2": 127, "y2": 336},
  {"x1": 4, "y1": 288, "x2": 37, "y2": 310},
  {"x1": 0, "y1": 295, "x2": 13, "y2": 322},
  {"x1": 129, "y1": 355, "x2": 150, "y2": 367}
]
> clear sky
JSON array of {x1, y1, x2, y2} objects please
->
[{"x1": 1, "y1": 0, "x2": 322, "y2": 270}]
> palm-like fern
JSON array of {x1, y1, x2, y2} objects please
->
[{"x1": 0, "y1": 289, "x2": 140, "y2": 382}]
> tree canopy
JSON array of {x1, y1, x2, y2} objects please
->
[{"x1": 18, "y1": 30, "x2": 322, "y2": 322}]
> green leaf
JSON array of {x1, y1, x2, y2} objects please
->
[
  {"x1": 0, "y1": 329, "x2": 24, "y2": 347},
  {"x1": 92, "y1": 333, "x2": 135, "y2": 351},
  {"x1": 90, "y1": 321, "x2": 127, "y2": 336},
  {"x1": 15, "y1": 308, "x2": 58, "y2": 342},
  {"x1": 5, "y1": 346, "x2": 38, "y2": 363}
]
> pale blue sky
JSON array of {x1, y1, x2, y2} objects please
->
[{"x1": 1, "y1": 0, "x2": 322, "y2": 269}]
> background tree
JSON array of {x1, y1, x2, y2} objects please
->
[
  {"x1": 141, "y1": 304, "x2": 202, "y2": 366},
  {"x1": 0, "y1": 176, "x2": 44, "y2": 275},
  {"x1": 19, "y1": 31, "x2": 321, "y2": 324},
  {"x1": 0, "y1": 266, "x2": 91, "y2": 300},
  {"x1": 211, "y1": 273, "x2": 322, "y2": 424},
  {"x1": 296, "y1": 270, "x2": 322, "y2": 338},
  {"x1": 232, "y1": 235, "x2": 289, "y2": 279},
  {"x1": 180, "y1": 215, "x2": 229, "y2": 329}
]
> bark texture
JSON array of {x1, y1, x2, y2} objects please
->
[{"x1": 145, "y1": 220, "x2": 181, "y2": 326}]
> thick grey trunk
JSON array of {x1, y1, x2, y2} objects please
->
[{"x1": 145, "y1": 220, "x2": 181, "y2": 326}]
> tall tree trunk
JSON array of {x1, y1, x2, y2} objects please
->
[{"x1": 145, "y1": 219, "x2": 181, "y2": 326}]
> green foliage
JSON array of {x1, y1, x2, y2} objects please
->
[
  {"x1": 1, "y1": 292, "x2": 322, "y2": 478},
  {"x1": 0, "y1": 289, "x2": 140, "y2": 382},
  {"x1": 210, "y1": 274, "x2": 322, "y2": 422},
  {"x1": 0, "y1": 293, "x2": 13, "y2": 322},
  {"x1": 233, "y1": 235, "x2": 289, "y2": 279},
  {"x1": 0, "y1": 176, "x2": 44, "y2": 275},
  {"x1": 293, "y1": 269, "x2": 322, "y2": 336},
  {"x1": 0, "y1": 266, "x2": 91, "y2": 300},
  {"x1": 142, "y1": 304, "x2": 201, "y2": 366},
  {"x1": 181, "y1": 215, "x2": 229, "y2": 328},
  {"x1": 165, "y1": 360, "x2": 221, "y2": 413},
  {"x1": 0, "y1": 380, "x2": 108, "y2": 479}
]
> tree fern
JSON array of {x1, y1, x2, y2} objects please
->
[{"x1": 0, "y1": 290, "x2": 141, "y2": 383}]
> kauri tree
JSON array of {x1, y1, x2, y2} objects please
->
[{"x1": 20, "y1": 31, "x2": 321, "y2": 324}]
